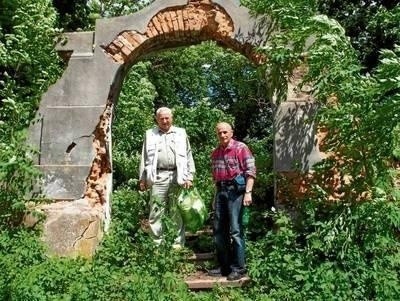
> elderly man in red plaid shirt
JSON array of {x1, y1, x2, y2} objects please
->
[{"x1": 208, "y1": 122, "x2": 256, "y2": 281}]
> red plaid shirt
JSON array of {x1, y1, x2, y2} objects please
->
[{"x1": 211, "y1": 139, "x2": 256, "y2": 182}]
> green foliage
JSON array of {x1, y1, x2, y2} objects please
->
[
  {"x1": 240, "y1": 1, "x2": 400, "y2": 299},
  {"x1": 10, "y1": 257, "x2": 85, "y2": 300},
  {"x1": 318, "y1": 0, "x2": 400, "y2": 72},
  {"x1": 242, "y1": 0, "x2": 319, "y2": 102},
  {"x1": 246, "y1": 196, "x2": 400, "y2": 300},
  {"x1": 2, "y1": 195, "x2": 398, "y2": 299},
  {"x1": 0, "y1": 0, "x2": 61, "y2": 130},
  {"x1": 87, "y1": 0, "x2": 154, "y2": 20},
  {"x1": 245, "y1": 137, "x2": 274, "y2": 209},
  {"x1": 53, "y1": 0, "x2": 91, "y2": 31},
  {"x1": 0, "y1": 188, "x2": 198, "y2": 300},
  {"x1": 246, "y1": 0, "x2": 399, "y2": 197},
  {"x1": 0, "y1": 0, "x2": 62, "y2": 226},
  {"x1": 1, "y1": 0, "x2": 399, "y2": 299},
  {"x1": 111, "y1": 61, "x2": 156, "y2": 188},
  {"x1": 393, "y1": 123, "x2": 400, "y2": 160},
  {"x1": 146, "y1": 41, "x2": 272, "y2": 140},
  {"x1": 0, "y1": 132, "x2": 42, "y2": 226},
  {"x1": 317, "y1": 46, "x2": 400, "y2": 193},
  {"x1": 0, "y1": 228, "x2": 47, "y2": 299}
]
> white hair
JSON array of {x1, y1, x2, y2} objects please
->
[{"x1": 156, "y1": 107, "x2": 172, "y2": 116}]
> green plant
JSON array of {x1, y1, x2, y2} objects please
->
[
  {"x1": 0, "y1": 0, "x2": 62, "y2": 227},
  {"x1": 245, "y1": 195, "x2": 400, "y2": 300}
]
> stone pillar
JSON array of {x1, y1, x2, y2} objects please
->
[{"x1": 274, "y1": 66, "x2": 327, "y2": 205}]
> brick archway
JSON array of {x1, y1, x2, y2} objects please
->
[
  {"x1": 102, "y1": 0, "x2": 264, "y2": 65},
  {"x1": 28, "y1": 0, "x2": 322, "y2": 257},
  {"x1": 29, "y1": 0, "x2": 271, "y2": 206}
]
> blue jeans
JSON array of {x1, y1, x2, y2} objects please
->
[{"x1": 213, "y1": 184, "x2": 246, "y2": 274}]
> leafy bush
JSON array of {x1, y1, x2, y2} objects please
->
[
  {"x1": 246, "y1": 196, "x2": 400, "y2": 300},
  {"x1": 0, "y1": 0, "x2": 62, "y2": 226},
  {"x1": 0, "y1": 228, "x2": 47, "y2": 299}
]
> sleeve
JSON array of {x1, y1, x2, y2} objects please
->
[
  {"x1": 240, "y1": 144, "x2": 256, "y2": 179},
  {"x1": 139, "y1": 133, "x2": 147, "y2": 181},
  {"x1": 186, "y1": 134, "x2": 196, "y2": 181}
]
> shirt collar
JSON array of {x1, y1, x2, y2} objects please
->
[
  {"x1": 158, "y1": 125, "x2": 176, "y2": 134},
  {"x1": 219, "y1": 138, "x2": 235, "y2": 150}
]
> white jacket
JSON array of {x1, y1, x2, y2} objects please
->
[{"x1": 139, "y1": 126, "x2": 195, "y2": 186}]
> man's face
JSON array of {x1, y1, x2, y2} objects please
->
[
  {"x1": 216, "y1": 124, "x2": 233, "y2": 147},
  {"x1": 156, "y1": 112, "x2": 173, "y2": 132}
]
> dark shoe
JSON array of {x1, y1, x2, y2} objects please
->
[
  {"x1": 207, "y1": 267, "x2": 230, "y2": 277},
  {"x1": 227, "y1": 271, "x2": 245, "y2": 281},
  {"x1": 207, "y1": 267, "x2": 222, "y2": 277}
]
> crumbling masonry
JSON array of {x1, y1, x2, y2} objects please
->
[{"x1": 28, "y1": 0, "x2": 323, "y2": 257}]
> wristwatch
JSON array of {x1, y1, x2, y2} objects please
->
[{"x1": 245, "y1": 191, "x2": 252, "y2": 194}]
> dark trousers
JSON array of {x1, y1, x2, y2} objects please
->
[{"x1": 213, "y1": 184, "x2": 246, "y2": 274}]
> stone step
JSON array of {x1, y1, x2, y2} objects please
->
[
  {"x1": 184, "y1": 271, "x2": 251, "y2": 290},
  {"x1": 187, "y1": 252, "x2": 215, "y2": 261},
  {"x1": 140, "y1": 220, "x2": 213, "y2": 238},
  {"x1": 185, "y1": 227, "x2": 213, "y2": 238}
]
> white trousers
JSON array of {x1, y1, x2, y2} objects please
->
[{"x1": 149, "y1": 170, "x2": 185, "y2": 246}]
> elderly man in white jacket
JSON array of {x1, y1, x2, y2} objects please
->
[{"x1": 139, "y1": 107, "x2": 195, "y2": 247}]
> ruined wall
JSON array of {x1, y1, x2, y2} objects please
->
[
  {"x1": 28, "y1": 0, "x2": 283, "y2": 257},
  {"x1": 29, "y1": 0, "x2": 270, "y2": 206}
]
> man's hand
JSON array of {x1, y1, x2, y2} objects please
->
[
  {"x1": 139, "y1": 180, "x2": 147, "y2": 191},
  {"x1": 243, "y1": 192, "x2": 252, "y2": 206},
  {"x1": 183, "y1": 180, "x2": 193, "y2": 189}
]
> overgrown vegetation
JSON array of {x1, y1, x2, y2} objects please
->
[
  {"x1": 0, "y1": 0, "x2": 399, "y2": 299},
  {"x1": 0, "y1": 0, "x2": 62, "y2": 227}
]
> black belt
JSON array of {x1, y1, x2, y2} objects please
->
[
  {"x1": 157, "y1": 167, "x2": 176, "y2": 171},
  {"x1": 216, "y1": 180, "x2": 235, "y2": 187}
]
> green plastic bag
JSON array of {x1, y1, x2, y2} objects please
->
[{"x1": 177, "y1": 188, "x2": 208, "y2": 233}]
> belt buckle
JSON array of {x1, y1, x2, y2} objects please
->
[{"x1": 219, "y1": 180, "x2": 233, "y2": 187}]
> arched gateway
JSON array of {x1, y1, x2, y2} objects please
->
[{"x1": 28, "y1": 0, "x2": 324, "y2": 257}]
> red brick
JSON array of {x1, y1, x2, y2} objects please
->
[
  {"x1": 112, "y1": 39, "x2": 124, "y2": 48},
  {"x1": 170, "y1": 11, "x2": 180, "y2": 38},
  {"x1": 146, "y1": 24, "x2": 155, "y2": 38},
  {"x1": 120, "y1": 45, "x2": 132, "y2": 57},
  {"x1": 157, "y1": 14, "x2": 170, "y2": 34},
  {"x1": 182, "y1": 9, "x2": 190, "y2": 32},
  {"x1": 113, "y1": 53, "x2": 125, "y2": 64},
  {"x1": 148, "y1": 22, "x2": 159, "y2": 37},
  {"x1": 122, "y1": 32, "x2": 140, "y2": 48},
  {"x1": 107, "y1": 44, "x2": 119, "y2": 55},
  {"x1": 151, "y1": 17, "x2": 163, "y2": 33},
  {"x1": 118, "y1": 35, "x2": 135, "y2": 51},
  {"x1": 177, "y1": 9, "x2": 185, "y2": 31},
  {"x1": 164, "y1": 11, "x2": 174, "y2": 31},
  {"x1": 122, "y1": 31, "x2": 140, "y2": 47},
  {"x1": 131, "y1": 32, "x2": 147, "y2": 44}
]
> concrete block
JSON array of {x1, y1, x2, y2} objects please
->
[
  {"x1": 39, "y1": 106, "x2": 104, "y2": 165},
  {"x1": 41, "y1": 199, "x2": 104, "y2": 258},
  {"x1": 38, "y1": 165, "x2": 92, "y2": 200},
  {"x1": 55, "y1": 31, "x2": 94, "y2": 55},
  {"x1": 274, "y1": 101, "x2": 323, "y2": 171}
]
